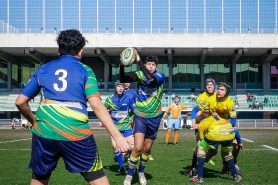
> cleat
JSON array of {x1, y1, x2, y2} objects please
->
[
  {"x1": 186, "y1": 168, "x2": 193, "y2": 176},
  {"x1": 207, "y1": 159, "x2": 215, "y2": 166},
  {"x1": 138, "y1": 172, "x2": 147, "y2": 185},
  {"x1": 174, "y1": 142, "x2": 178, "y2": 146},
  {"x1": 123, "y1": 175, "x2": 133, "y2": 185},
  {"x1": 189, "y1": 175, "x2": 204, "y2": 183},
  {"x1": 187, "y1": 167, "x2": 197, "y2": 177},
  {"x1": 164, "y1": 142, "x2": 168, "y2": 146},
  {"x1": 233, "y1": 174, "x2": 242, "y2": 182},
  {"x1": 222, "y1": 165, "x2": 231, "y2": 175},
  {"x1": 235, "y1": 164, "x2": 242, "y2": 175},
  {"x1": 148, "y1": 155, "x2": 154, "y2": 161},
  {"x1": 120, "y1": 167, "x2": 126, "y2": 175}
]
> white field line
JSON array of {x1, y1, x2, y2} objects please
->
[
  {"x1": 0, "y1": 138, "x2": 31, "y2": 144},
  {"x1": 262, "y1": 145, "x2": 278, "y2": 152},
  {"x1": 241, "y1": 138, "x2": 254, "y2": 142},
  {"x1": 0, "y1": 149, "x2": 31, "y2": 150}
]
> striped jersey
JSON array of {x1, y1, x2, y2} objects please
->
[
  {"x1": 127, "y1": 70, "x2": 165, "y2": 118},
  {"x1": 104, "y1": 93, "x2": 135, "y2": 131},
  {"x1": 20, "y1": 55, "x2": 100, "y2": 141}
]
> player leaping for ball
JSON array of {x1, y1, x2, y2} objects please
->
[
  {"x1": 120, "y1": 49, "x2": 165, "y2": 185},
  {"x1": 104, "y1": 80, "x2": 135, "y2": 175}
]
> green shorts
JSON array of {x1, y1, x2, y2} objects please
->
[{"x1": 199, "y1": 137, "x2": 232, "y2": 152}]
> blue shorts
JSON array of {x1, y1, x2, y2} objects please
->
[
  {"x1": 133, "y1": 114, "x2": 163, "y2": 139},
  {"x1": 29, "y1": 133, "x2": 103, "y2": 175},
  {"x1": 120, "y1": 129, "x2": 133, "y2": 137},
  {"x1": 167, "y1": 118, "x2": 180, "y2": 129}
]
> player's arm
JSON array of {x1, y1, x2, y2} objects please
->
[
  {"x1": 16, "y1": 71, "x2": 40, "y2": 125},
  {"x1": 15, "y1": 94, "x2": 36, "y2": 124},
  {"x1": 191, "y1": 106, "x2": 200, "y2": 129},
  {"x1": 161, "y1": 111, "x2": 169, "y2": 121},
  {"x1": 88, "y1": 97, "x2": 130, "y2": 152},
  {"x1": 86, "y1": 67, "x2": 130, "y2": 152},
  {"x1": 181, "y1": 104, "x2": 193, "y2": 109},
  {"x1": 234, "y1": 128, "x2": 243, "y2": 150},
  {"x1": 161, "y1": 106, "x2": 171, "y2": 121},
  {"x1": 228, "y1": 100, "x2": 237, "y2": 127},
  {"x1": 128, "y1": 97, "x2": 135, "y2": 112}
]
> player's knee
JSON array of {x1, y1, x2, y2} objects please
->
[
  {"x1": 80, "y1": 169, "x2": 106, "y2": 182},
  {"x1": 32, "y1": 171, "x2": 51, "y2": 181},
  {"x1": 133, "y1": 146, "x2": 142, "y2": 153}
]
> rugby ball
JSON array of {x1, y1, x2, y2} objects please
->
[{"x1": 121, "y1": 47, "x2": 136, "y2": 67}]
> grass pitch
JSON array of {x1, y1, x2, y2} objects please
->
[{"x1": 0, "y1": 129, "x2": 278, "y2": 185}]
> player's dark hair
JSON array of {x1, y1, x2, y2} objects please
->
[
  {"x1": 144, "y1": 55, "x2": 158, "y2": 65},
  {"x1": 57, "y1": 29, "x2": 88, "y2": 56},
  {"x1": 219, "y1": 82, "x2": 231, "y2": 95},
  {"x1": 195, "y1": 114, "x2": 208, "y2": 124}
]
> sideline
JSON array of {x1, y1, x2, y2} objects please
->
[
  {"x1": 262, "y1": 145, "x2": 278, "y2": 152},
  {"x1": 241, "y1": 138, "x2": 254, "y2": 142},
  {"x1": 0, "y1": 138, "x2": 32, "y2": 144}
]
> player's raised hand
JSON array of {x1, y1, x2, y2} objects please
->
[
  {"x1": 133, "y1": 48, "x2": 140, "y2": 62},
  {"x1": 115, "y1": 136, "x2": 132, "y2": 153}
]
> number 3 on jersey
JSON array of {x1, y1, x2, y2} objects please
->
[{"x1": 53, "y1": 69, "x2": 68, "y2": 92}]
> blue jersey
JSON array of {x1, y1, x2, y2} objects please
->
[
  {"x1": 127, "y1": 70, "x2": 165, "y2": 118},
  {"x1": 104, "y1": 93, "x2": 135, "y2": 131},
  {"x1": 124, "y1": 88, "x2": 137, "y2": 102},
  {"x1": 20, "y1": 55, "x2": 100, "y2": 141}
]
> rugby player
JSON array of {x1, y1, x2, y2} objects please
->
[
  {"x1": 120, "y1": 49, "x2": 165, "y2": 185},
  {"x1": 104, "y1": 81, "x2": 135, "y2": 175},
  {"x1": 189, "y1": 114, "x2": 242, "y2": 183}
]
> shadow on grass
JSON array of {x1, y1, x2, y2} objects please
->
[
  {"x1": 104, "y1": 164, "x2": 122, "y2": 175},
  {"x1": 181, "y1": 165, "x2": 221, "y2": 179}
]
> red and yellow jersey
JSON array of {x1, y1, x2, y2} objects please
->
[
  {"x1": 198, "y1": 116, "x2": 235, "y2": 141},
  {"x1": 209, "y1": 96, "x2": 236, "y2": 120},
  {"x1": 196, "y1": 92, "x2": 216, "y2": 116},
  {"x1": 165, "y1": 103, "x2": 187, "y2": 119}
]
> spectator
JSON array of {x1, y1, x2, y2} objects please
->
[
  {"x1": 264, "y1": 97, "x2": 268, "y2": 104},
  {"x1": 187, "y1": 93, "x2": 196, "y2": 101},
  {"x1": 11, "y1": 117, "x2": 18, "y2": 129},
  {"x1": 246, "y1": 93, "x2": 252, "y2": 102},
  {"x1": 234, "y1": 101, "x2": 239, "y2": 109},
  {"x1": 191, "y1": 86, "x2": 195, "y2": 94},
  {"x1": 172, "y1": 93, "x2": 175, "y2": 101}
]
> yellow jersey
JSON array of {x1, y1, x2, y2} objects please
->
[
  {"x1": 196, "y1": 92, "x2": 216, "y2": 115},
  {"x1": 209, "y1": 96, "x2": 236, "y2": 120},
  {"x1": 198, "y1": 116, "x2": 235, "y2": 141}
]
